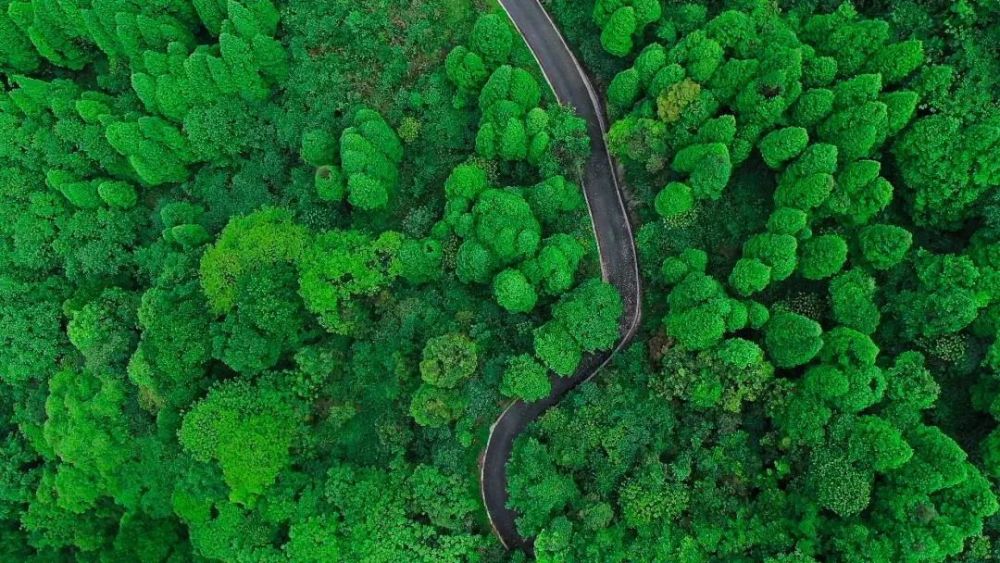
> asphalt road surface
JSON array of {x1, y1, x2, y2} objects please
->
[{"x1": 479, "y1": 0, "x2": 643, "y2": 554}]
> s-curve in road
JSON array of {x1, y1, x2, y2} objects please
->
[{"x1": 480, "y1": 0, "x2": 643, "y2": 554}]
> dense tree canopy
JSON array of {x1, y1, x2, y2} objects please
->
[
  {"x1": 3, "y1": 0, "x2": 1000, "y2": 560},
  {"x1": 0, "y1": 3, "x2": 617, "y2": 559},
  {"x1": 508, "y1": 0, "x2": 1000, "y2": 560}
]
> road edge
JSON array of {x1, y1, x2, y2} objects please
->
[{"x1": 480, "y1": 0, "x2": 643, "y2": 553}]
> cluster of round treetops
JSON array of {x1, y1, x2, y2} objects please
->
[
  {"x1": 504, "y1": 1, "x2": 1000, "y2": 561},
  {"x1": 0, "y1": 2, "x2": 627, "y2": 559}
]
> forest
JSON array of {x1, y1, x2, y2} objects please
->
[{"x1": 1, "y1": 0, "x2": 999, "y2": 561}]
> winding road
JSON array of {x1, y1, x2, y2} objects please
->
[{"x1": 479, "y1": 0, "x2": 643, "y2": 554}]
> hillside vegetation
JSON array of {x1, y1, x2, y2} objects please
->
[
  {"x1": 2, "y1": 0, "x2": 1000, "y2": 560},
  {"x1": 513, "y1": 0, "x2": 1000, "y2": 560},
  {"x1": 0, "y1": 1, "x2": 621, "y2": 559}
]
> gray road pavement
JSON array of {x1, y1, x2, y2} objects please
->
[{"x1": 479, "y1": 0, "x2": 643, "y2": 553}]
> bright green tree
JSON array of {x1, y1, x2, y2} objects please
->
[{"x1": 179, "y1": 380, "x2": 298, "y2": 506}]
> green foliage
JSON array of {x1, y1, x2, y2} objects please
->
[
  {"x1": 471, "y1": 13, "x2": 514, "y2": 66},
  {"x1": 619, "y1": 464, "x2": 689, "y2": 527},
  {"x1": 600, "y1": 7, "x2": 637, "y2": 58},
  {"x1": 608, "y1": 68, "x2": 641, "y2": 113},
  {"x1": 894, "y1": 251, "x2": 984, "y2": 339},
  {"x1": 0, "y1": 0, "x2": 613, "y2": 558},
  {"x1": 200, "y1": 208, "x2": 309, "y2": 314},
  {"x1": 792, "y1": 88, "x2": 835, "y2": 126},
  {"x1": 858, "y1": 224, "x2": 912, "y2": 270},
  {"x1": 744, "y1": 233, "x2": 798, "y2": 284},
  {"x1": 419, "y1": 334, "x2": 477, "y2": 389},
  {"x1": 522, "y1": 234, "x2": 586, "y2": 296},
  {"x1": 664, "y1": 263, "x2": 748, "y2": 351},
  {"x1": 798, "y1": 234, "x2": 848, "y2": 280},
  {"x1": 315, "y1": 165, "x2": 346, "y2": 202},
  {"x1": 480, "y1": 65, "x2": 541, "y2": 116},
  {"x1": 179, "y1": 380, "x2": 298, "y2": 505},
  {"x1": 525, "y1": 176, "x2": 584, "y2": 227},
  {"x1": 893, "y1": 114, "x2": 1000, "y2": 230},
  {"x1": 476, "y1": 65, "x2": 556, "y2": 167},
  {"x1": 808, "y1": 451, "x2": 871, "y2": 516},
  {"x1": 446, "y1": 46, "x2": 488, "y2": 97},
  {"x1": 443, "y1": 160, "x2": 589, "y2": 317},
  {"x1": 445, "y1": 12, "x2": 515, "y2": 105},
  {"x1": 554, "y1": 279, "x2": 624, "y2": 352},
  {"x1": 130, "y1": 279, "x2": 212, "y2": 410},
  {"x1": 323, "y1": 463, "x2": 483, "y2": 559},
  {"x1": 655, "y1": 181, "x2": 694, "y2": 218},
  {"x1": 0, "y1": 279, "x2": 70, "y2": 387},
  {"x1": 830, "y1": 269, "x2": 880, "y2": 335},
  {"x1": 66, "y1": 287, "x2": 139, "y2": 371},
  {"x1": 534, "y1": 321, "x2": 582, "y2": 377},
  {"x1": 535, "y1": 279, "x2": 623, "y2": 375},
  {"x1": 508, "y1": 437, "x2": 581, "y2": 536},
  {"x1": 671, "y1": 142, "x2": 732, "y2": 200},
  {"x1": 301, "y1": 128, "x2": 337, "y2": 166},
  {"x1": 501, "y1": 354, "x2": 552, "y2": 402},
  {"x1": 767, "y1": 207, "x2": 808, "y2": 236},
  {"x1": 444, "y1": 163, "x2": 488, "y2": 201},
  {"x1": 759, "y1": 127, "x2": 809, "y2": 169},
  {"x1": 409, "y1": 385, "x2": 466, "y2": 429},
  {"x1": 340, "y1": 108, "x2": 404, "y2": 210},
  {"x1": 765, "y1": 311, "x2": 823, "y2": 368},
  {"x1": 43, "y1": 368, "x2": 135, "y2": 513},
  {"x1": 661, "y1": 248, "x2": 708, "y2": 285},
  {"x1": 298, "y1": 229, "x2": 402, "y2": 336},
  {"x1": 6, "y1": 0, "x2": 1000, "y2": 558},
  {"x1": 460, "y1": 189, "x2": 541, "y2": 277},
  {"x1": 105, "y1": 117, "x2": 198, "y2": 186},
  {"x1": 96, "y1": 181, "x2": 138, "y2": 209},
  {"x1": 594, "y1": 0, "x2": 660, "y2": 57},
  {"x1": 517, "y1": 1, "x2": 1000, "y2": 560},
  {"x1": 398, "y1": 238, "x2": 443, "y2": 284},
  {"x1": 494, "y1": 268, "x2": 538, "y2": 313},
  {"x1": 865, "y1": 39, "x2": 924, "y2": 85},
  {"x1": 729, "y1": 258, "x2": 771, "y2": 297},
  {"x1": 823, "y1": 160, "x2": 894, "y2": 225}
]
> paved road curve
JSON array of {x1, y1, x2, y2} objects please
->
[{"x1": 480, "y1": 0, "x2": 643, "y2": 554}]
